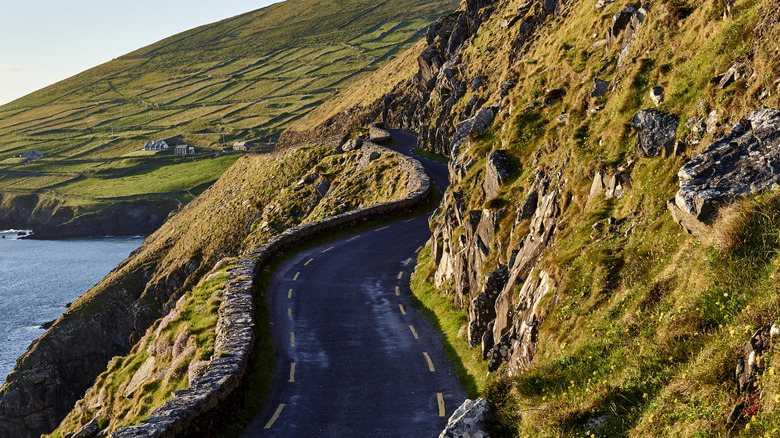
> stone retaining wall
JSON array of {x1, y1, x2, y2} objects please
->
[{"x1": 112, "y1": 147, "x2": 430, "y2": 437}]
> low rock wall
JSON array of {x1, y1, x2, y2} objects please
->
[{"x1": 111, "y1": 147, "x2": 430, "y2": 437}]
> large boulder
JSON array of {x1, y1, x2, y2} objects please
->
[
  {"x1": 483, "y1": 150, "x2": 514, "y2": 200},
  {"x1": 450, "y1": 107, "x2": 496, "y2": 153},
  {"x1": 438, "y1": 398, "x2": 493, "y2": 438},
  {"x1": 631, "y1": 109, "x2": 679, "y2": 157},
  {"x1": 668, "y1": 107, "x2": 780, "y2": 237}
]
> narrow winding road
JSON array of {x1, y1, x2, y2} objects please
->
[{"x1": 242, "y1": 131, "x2": 464, "y2": 437}]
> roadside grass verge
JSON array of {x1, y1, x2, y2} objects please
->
[{"x1": 410, "y1": 245, "x2": 489, "y2": 398}]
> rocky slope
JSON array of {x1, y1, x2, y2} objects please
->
[{"x1": 283, "y1": 0, "x2": 780, "y2": 435}]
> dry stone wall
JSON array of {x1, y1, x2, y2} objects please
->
[{"x1": 111, "y1": 147, "x2": 430, "y2": 437}]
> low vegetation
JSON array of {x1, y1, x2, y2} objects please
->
[
  {"x1": 43, "y1": 143, "x2": 419, "y2": 436},
  {"x1": 0, "y1": 0, "x2": 457, "y2": 219}
]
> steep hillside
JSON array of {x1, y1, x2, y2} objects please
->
[
  {"x1": 282, "y1": 0, "x2": 780, "y2": 435},
  {"x1": 0, "y1": 0, "x2": 457, "y2": 237},
  {"x1": 0, "y1": 140, "x2": 419, "y2": 437}
]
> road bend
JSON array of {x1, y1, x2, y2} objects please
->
[{"x1": 242, "y1": 130, "x2": 464, "y2": 437}]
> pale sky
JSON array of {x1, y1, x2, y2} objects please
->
[{"x1": 0, "y1": 0, "x2": 282, "y2": 105}]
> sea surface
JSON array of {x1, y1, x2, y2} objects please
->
[{"x1": 0, "y1": 230, "x2": 143, "y2": 384}]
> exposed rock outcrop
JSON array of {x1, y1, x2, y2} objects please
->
[
  {"x1": 606, "y1": 4, "x2": 648, "y2": 68},
  {"x1": 482, "y1": 150, "x2": 514, "y2": 201},
  {"x1": 438, "y1": 398, "x2": 493, "y2": 438},
  {"x1": 631, "y1": 109, "x2": 679, "y2": 157},
  {"x1": 668, "y1": 107, "x2": 780, "y2": 237},
  {"x1": 468, "y1": 266, "x2": 509, "y2": 348}
]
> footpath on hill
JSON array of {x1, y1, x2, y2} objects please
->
[{"x1": 241, "y1": 130, "x2": 465, "y2": 436}]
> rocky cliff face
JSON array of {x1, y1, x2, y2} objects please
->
[
  {"x1": 283, "y1": 0, "x2": 780, "y2": 434},
  {"x1": 0, "y1": 194, "x2": 175, "y2": 238}
]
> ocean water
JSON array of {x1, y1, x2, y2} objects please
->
[{"x1": 0, "y1": 230, "x2": 143, "y2": 384}]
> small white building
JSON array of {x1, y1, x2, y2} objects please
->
[
  {"x1": 174, "y1": 144, "x2": 195, "y2": 155},
  {"x1": 143, "y1": 140, "x2": 170, "y2": 151},
  {"x1": 19, "y1": 151, "x2": 45, "y2": 159},
  {"x1": 232, "y1": 141, "x2": 252, "y2": 151}
]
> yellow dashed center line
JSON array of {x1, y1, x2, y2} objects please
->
[
  {"x1": 322, "y1": 246, "x2": 334, "y2": 253},
  {"x1": 288, "y1": 308, "x2": 292, "y2": 320},
  {"x1": 290, "y1": 332, "x2": 295, "y2": 347},
  {"x1": 437, "y1": 393, "x2": 445, "y2": 417},
  {"x1": 375, "y1": 226, "x2": 390, "y2": 231},
  {"x1": 409, "y1": 325, "x2": 419, "y2": 339},
  {"x1": 395, "y1": 286, "x2": 401, "y2": 296},
  {"x1": 423, "y1": 352, "x2": 436, "y2": 372},
  {"x1": 397, "y1": 271, "x2": 404, "y2": 280},
  {"x1": 415, "y1": 246, "x2": 423, "y2": 253},
  {"x1": 304, "y1": 258, "x2": 314, "y2": 266},
  {"x1": 293, "y1": 272, "x2": 300, "y2": 281},
  {"x1": 288, "y1": 288, "x2": 293, "y2": 299},
  {"x1": 265, "y1": 404, "x2": 285, "y2": 429},
  {"x1": 404, "y1": 218, "x2": 416, "y2": 223},
  {"x1": 347, "y1": 235, "x2": 361, "y2": 242},
  {"x1": 289, "y1": 363, "x2": 296, "y2": 382},
  {"x1": 399, "y1": 304, "x2": 406, "y2": 315},
  {"x1": 403, "y1": 258, "x2": 413, "y2": 265}
]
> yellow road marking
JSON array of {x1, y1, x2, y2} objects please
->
[
  {"x1": 397, "y1": 272, "x2": 403, "y2": 280},
  {"x1": 415, "y1": 246, "x2": 423, "y2": 253},
  {"x1": 404, "y1": 218, "x2": 416, "y2": 223},
  {"x1": 288, "y1": 308, "x2": 292, "y2": 320},
  {"x1": 293, "y1": 272, "x2": 300, "y2": 281},
  {"x1": 290, "y1": 332, "x2": 295, "y2": 347},
  {"x1": 423, "y1": 352, "x2": 436, "y2": 372},
  {"x1": 322, "y1": 246, "x2": 334, "y2": 253},
  {"x1": 265, "y1": 404, "x2": 285, "y2": 429},
  {"x1": 347, "y1": 235, "x2": 361, "y2": 242},
  {"x1": 399, "y1": 304, "x2": 406, "y2": 315},
  {"x1": 402, "y1": 258, "x2": 413, "y2": 266},
  {"x1": 289, "y1": 363, "x2": 296, "y2": 382},
  {"x1": 375, "y1": 226, "x2": 390, "y2": 231},
  {"x1": 437, "y1": 393, "x2": 445, "y2": 417},
  {"x1": 288, "y1": 288, "x2": 293, "y2": 299},
  {"x1": 409, "y1": 325, "x2": 419, "y2": 339},
  {"x1": 305, "y1": 258, "x2": 314, "y2": 266},
  {"x1": 395, "y1": 286, "x2": 400, "y2": 296}
]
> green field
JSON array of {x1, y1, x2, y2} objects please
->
[{"x1": 0, "y1": 0, "x2": 457, "y2": 215}]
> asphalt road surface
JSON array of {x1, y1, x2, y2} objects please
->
[{"x1": 242, "y1": 131, "x2": 465, "y2": 437}]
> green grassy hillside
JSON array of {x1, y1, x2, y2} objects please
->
[
  {"x1": 0, "y1": 0, "x2": 456, "y2": 225},
  {"x1": 284, "y1": 0, "x2": 780, "y2": 435}
]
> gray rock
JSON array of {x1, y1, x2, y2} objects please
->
[
  {"x1": 314, "y1": 178, "x2": 331, "y2": 197},
  {"x1": 124, "y1": 356, "x2": 156, "y2": 398},
  {"x1": 470, "y1": 77, "x2": 484, "y2": 90},
  {"x1": 358, "y1": 150, "x2": 382, "y2": 167},
  {"x1": 650, "y1": 86, "x2": 664, "y2": 107},
  {"x1": 668, "y1": 107, "x2": 780, "y2": 236},
  {"x1": 438, "y1": 398, "x2": 493, "y2": 438},
  {"x1": 450, "y1": 107, "x2": 496, "y2": 153},
  {"x1": 705, "y1": 110, "x2": 720, "y2": 134},
  {"x1": 631, "y1": 109, "x2": 679, "y2": 157},
  {"x1": 483, "y1": 150, "x2": 514, "y2": 200},
  {"x1": 591, "y1": 78, "x2": 610, "y2": 98},
  {"x1": 72, "y1": 415, "x2": 102, "y2": 438},
  {"x1": 369, "y1": 124, "x2": 392, "y2": 144},
  {"x1": 607, "y1": 5, "x2": 639, "y2": 49},
  {"x1": 468, "y1": 267, "x2": 509, "y2": 347},
  {"x1": 606, "y1": 4, "x2": 647, "y2": 68},
  {"x1": 340, "y1": 138, "x2": 363, "y2": 153},
  {"x1": 715, "y1": 64, "x2": 742, "y2": 89}
]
